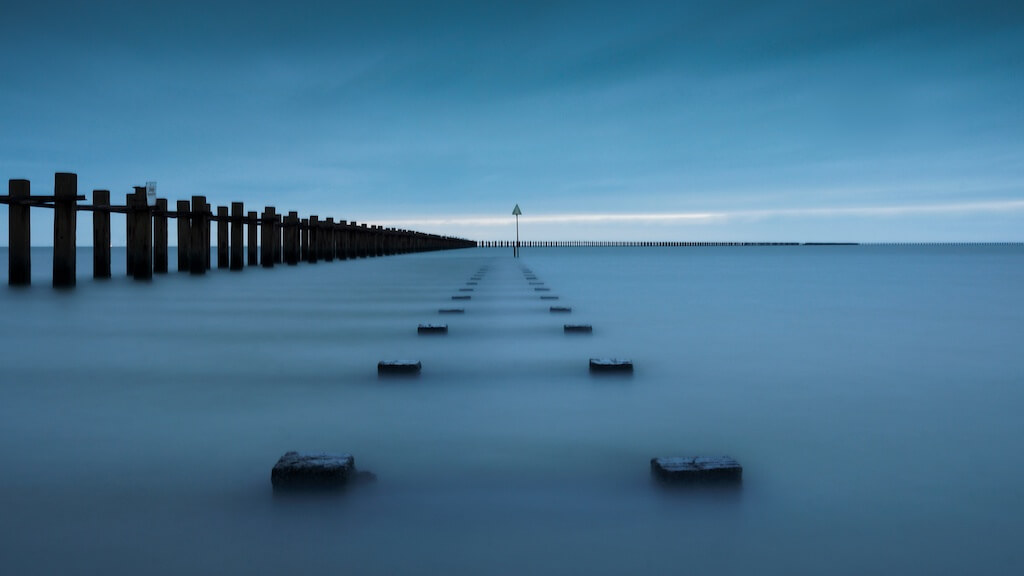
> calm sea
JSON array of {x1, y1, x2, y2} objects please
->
[{"x1": 1, "y1": 246, "x2": 1022, "y2": 575}]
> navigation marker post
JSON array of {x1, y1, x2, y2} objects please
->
[{"x1": 512, "y1": 203, "x2": 521, "y2": 258}]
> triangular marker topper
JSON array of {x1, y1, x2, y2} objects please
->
[{"x1": 512, "y1": 204, "x2": 522, "y2": 216}]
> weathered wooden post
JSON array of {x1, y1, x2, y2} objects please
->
[
  {"x1": 126, "y1": 191, "x2": 136, "y2": 277},
  {"x1": 203, "y1": 201, "x2": 212, "y2": 270},
  {"x1": 247, "y1": 211, "x2": 258, "y2": 266},
  {"x1": 216, "y1": 206, "x2": 229, "y2": 269},
  {"x1": 129, "y1": 187, "x2": 152, "y2": 280},
  {"x1": 190, "y1": 196, "x2": 207, "y2": 275},
  {"x1": 307, "y1": 215, "x2": 318, "y2": 263},
  {"x1": 53, "y1": 172, "x2": 78, "y2": 287},
  {"x1": 260, "y1": 207, "x2": 275, "y2": 268},
  {"x1": 153, "y1": 198, "x2": 168, "y2": 273},
  {"x1": 8, "y1": 179, "x2": 31, "y2": 285},
  {"x1": 176, "y1": 200, "x2": 190, "y2": 272},
  {"x1": 300, "y1": 218, "x2": 309, "y2": 261},
  {"x1": 92, "y1": 190, "x2": 111, "y2": 279},
  {"x1": 230, "y1": 202, "x2": 244, "y2": 271},
  {"x1": 284, "y1": 212, "x2": 298, "y2": 265},
  {"x1": 275, "y1": 214, "x2": 283, "y2": 264},
  {"x1": 324, "y1": 218, "x2": 336, "y2": 262}
]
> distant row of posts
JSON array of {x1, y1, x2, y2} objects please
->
[{"x1": 2, "y1": 172, "x2": 475, "y2": 288}]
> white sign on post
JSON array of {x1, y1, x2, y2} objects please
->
[{"x1": 146, "y1": 181, "x2": 157, "y2": 206}]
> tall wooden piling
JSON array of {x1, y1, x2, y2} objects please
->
[
  {"x1": 8, "y1": 179, "x2": 31, "y2": 285},
  {"x1": 153, "y1": 198, "x2": 168, "y2": 273},
  {"x1": 53, "y1": 173, "x2": 78, "y2": 287},
  {"x1": 190, "y1": 196, "x2": 207, "y2": 275},
  {"x1": 325, "y1": 218, "x2": 335, "y2": 261},
  {"x1": 203, "y1": 201, "x2": 212, "y2": 270},
  {"x1": 176, "y1": 200, "x2": 190, "y2": 272},
  {"x1": 261, "y1": 207, "x2": 275, "y2": 268},
  {"x1": 285, "y1": 212, "x2": 299, "y2": 265},
  {"x1": 230, "y1": 202, "x2": 244, "y2": 271},
  {"x1": 216, "y1": 206, "x2": 229, "y2": 269},
  {"x1": 128, "y1": 187, "x2": 152, "y2": 280},
  {"x1": 307, "y1": 215, "x2": 318, "y2": 263},
  {"x1": 92, "y1": 190, "x2": 111, "y2": 279},
  {"x1": 300, "y1": 218, "x2": 309, "y2": 261},
  {"x1": 247, "y1": 211, "x2": 258, "y2": 266},
  {"x1": 274, "y1": 214, "x2": 283, "y2": 264}
]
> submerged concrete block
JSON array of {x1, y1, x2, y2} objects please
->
[
  {"x1": 452, "y1": 295, "x2": 471, "y2": 300},
  {"x1": 564, "y1": 324, "x2": 593, "y2": 333},
  {"x1": 466, "y1": 282, "x2": 478, "y2": 285},
  {"x1": 378, "y1": 360, "x2": 422, "y2": 375},
  {"x1": 529, "y1": 282, "x2": 544, "y2": 285},
  {"x1": 271, "y1": 452, "x2": 354, "y2": 490},
  {"x1": 458, "y1": 288, "x2": 474, "y2": 292},
  {"x1": 550, "y1": 306, "x2": 572, "y2": 312},
  {"x1": 439, "y1": 308, "x2": 465, "y2": 314},
  {"x1": 535, "y1": 287, "x2": 551, "y2": 291},
  {"x1": 589, "y1": 358, "x2": 632, "y2": 372},
  {"x1": 540, "y1": 296, "x2": 559, "y2": 300},
  {"x1": 418, "y1": 323, "x2": 448, "y2": 334},
  {"x1": 650, "y1": 456, "x2": 742, "y2": 484}
]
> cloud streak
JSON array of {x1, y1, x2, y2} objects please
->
[{"x1": 381, "y1": 199, "x2": 1024, "y2": 229}]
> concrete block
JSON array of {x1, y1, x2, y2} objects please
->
[
  {"x1": 550, "y1": 306, "x2": 572, "y2": 313},
  {"x1": 564, "y1": 324, "x2": 593, "y2": 333},
  {"x1": 418, "y1": 323, "x2": 448, "y2": 334},
  {"x1": 378, "y1": 360, "x2": 422, "y2": 375}
]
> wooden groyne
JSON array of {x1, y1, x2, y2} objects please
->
[{"x1": 3, "y1": 172, "x2": 475, "y2": 287}]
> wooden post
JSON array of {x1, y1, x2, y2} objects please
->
[
  {"x1": 153, "y1": 198, "x2": 168, "y2": 274},
  {"x1": 126, "y1": 191, "x2": 136, "y2": 277},
  {"x1": 275, "y1": 214, "x2": 283, "y2": 264},
  {"x1": 92, "y1": 190, "x2": 111, "y2": 279},
  {"x1": 190, "y1": 196, "x2": 206, "y2": 275},
  {"x1": 246, "y1": 211, "x2": 258, "y2": 264},
  {"x1": 217, "y1": 206, "x2": 229, "y2": 269},
  {"x1": 261, "y1": 207, "x2": 275, "y2": 268},
  {"x1": 230, "y1": 202, "x2": 244, "y2": 271},
  {"x1": 8, "y1": 178, "x2": 31, "y2": 282},
  {"x1": 129, "y1": 187, "x2": 152, "y2": 280},
  {"x1": 338, "y1": 220, "x2": 349, "y2": 260},
  {"x1": 53, "y1": 172, "x2": 78, "y2": 287},
  {"x1": 8, "y1": 179, "x2": 31, "y2": 285},
  {"x1": 176, "y1": 200, "x2": 190, "y2": 272},
  {"x1": 324, "y1": 218, "x2": 335, "y2": 261},
  {"x1": 300, "y1": 218, "x2": 309, "y2": 261},
  {"x1": 307, "y1": 215, "x2": 318, "y2": 263},
  {"x1": 203, "y1": 201, "x2": 211, "y2": 270},
  {"x1": 285, "y1": 212, "x2": 298, "y2": 265}
]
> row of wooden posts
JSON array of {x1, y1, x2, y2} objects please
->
[{"x1": 2, "y1": 173, "x2": 475, "y2": 287}]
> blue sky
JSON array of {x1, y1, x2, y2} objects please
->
[{"x1": 2, "y1": 0, "x2": 1023, "y2": 244}]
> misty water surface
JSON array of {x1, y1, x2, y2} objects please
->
[{"x1": 1, "y1": 246, "x2": 1022, "y2": 575}]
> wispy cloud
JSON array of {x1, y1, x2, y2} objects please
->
[{"x1": 380, "y1": 199, "x2": 1024, "y2": 229}]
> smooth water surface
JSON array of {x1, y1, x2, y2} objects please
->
[{"x1": 1, "y1": 246, "x2": 1022, "y2": 575}]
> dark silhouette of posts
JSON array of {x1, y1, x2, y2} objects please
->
[
  {"x1": 154, "y1": 199, "x2": 168, "y2": 274},
  {"x1": 93, "y1": 190, "x2": 111, "y2": 279},
  {"x1": 176, "y1": 200, "x2": 190, "y2": 272},
  {"x1": 190, "y1": 196, "x2": 207, "y2": 275},
  {"x1": 261, "y1": 207, "x2": 275, "y2": 268},
  {"x1": 53, "y1": 173, "x2": 78, "y2": 287},
  {"x1": 230, "y1": 202, "x2": 244, "y2": 271},
  {"x1": 247, "y1": 211, "x2": 258, "y2": 266},
  {"x1": 128, "y1": 187, "x2": 152, "y2": 280},
  {"x1": 216, "y1": 206, "x2": 229, "y2": 269},
  {"x1": 8, "y1": 179, "x2": 31, "y2": 285}
]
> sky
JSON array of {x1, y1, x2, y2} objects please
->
[{"x1": 2, "y1": 0, "x2": 1023, "y2": 244}]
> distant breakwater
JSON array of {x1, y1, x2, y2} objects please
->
[{"x1": 2, "y1": 172, "x2": 475, "y2": 288}]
